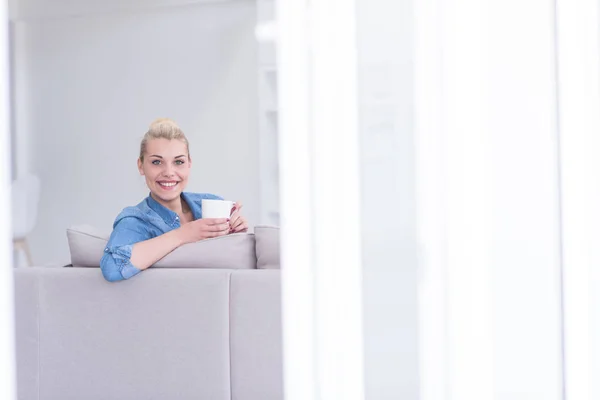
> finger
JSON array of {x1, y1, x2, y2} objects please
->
[
  {"x1": 233, "y1": 219, "x2": 248, "y2": 233},
  {"x1": 229, "y1": 216, "x2": 244, "y2": 231},
  {"x1": 229, "y1": 217, "x2": 242, "y2": 232},
  {"x1": 230, "y1": 202, "x2": 243, "y2": 215},
  {"x1": 207, "y1": 230, "x2": 229, "y2": 238},
  {"x1": 234, "y1": 224, "x2": 248, "y2": 233},
  {"x1": 203, "y1": 218, "x2": 229, "y2": 225},
  {"x1": 229, "y1": 212, "x2": 240, "y2": 225},
  {"x1": 210, "y1": 223, "x2": 231, "y2": 232},
  {"x1": 230, "y1": 206, "x2": 243, "y2": 221},
  {"x1": 232, "y1": 217, "x2": 245, "y2": 230}
]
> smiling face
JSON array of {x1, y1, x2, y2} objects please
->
[{"x1": 138, "y1": 138, "x2": 191, "y2": 206}]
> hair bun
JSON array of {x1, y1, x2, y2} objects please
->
[{"x1": 149, "y1": 118, "x2": 179, "y2": 129}]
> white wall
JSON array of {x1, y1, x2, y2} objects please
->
[{"x1": 11, "y1": 0, "x2": 259, "y2": 266}]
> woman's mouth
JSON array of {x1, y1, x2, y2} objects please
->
[{"x1": 157, "y1": 181, "x2": 179, "y2": 190}]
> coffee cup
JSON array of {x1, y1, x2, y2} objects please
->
[{"x1": 201, "y1": 199, "x2": 235, "y2": 219}]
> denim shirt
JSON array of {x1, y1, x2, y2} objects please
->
[{"x1": 100, "y1": 192, "x2": 223, "y2": 282}]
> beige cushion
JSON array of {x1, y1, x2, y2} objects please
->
[
  {"x1": 67, "y1": 225, "x2": 256, "y2": 269},
  {"x1": 154, "y1": 234, "x2": 256, "y2": 269},
  {"x1": 254, "y1": 226, "x2": 280, "y2": 269},
  {"x1": 67, "y1": 225, "x2": 110, "y2": 268}
]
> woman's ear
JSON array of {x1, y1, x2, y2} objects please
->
[{"x1": 137, "y1": 158, "x2": 144, "y2": 175}]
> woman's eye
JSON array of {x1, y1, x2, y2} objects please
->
[
  {"x1": 175, "y1": 160, "x2": 185, "y2": 165},
  {"x1": 152, "y1": 160, "x2": 161, "y2": 165}
]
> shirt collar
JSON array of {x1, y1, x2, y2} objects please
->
[
  {"x1": 146, "y1": 193, "x2": 180, "y2": 226},
  {"x1": 181, "y1": 192, "x2": 202, "y2": 220}
]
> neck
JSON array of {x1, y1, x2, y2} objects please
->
[{"x1": 151, "y1": 193, "x2": 184, "y2": 215}]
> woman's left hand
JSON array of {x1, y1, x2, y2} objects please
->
[{"x1": 229, "y1": 202, "x2": 249, "y2": 233}]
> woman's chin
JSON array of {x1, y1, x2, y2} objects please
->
[{"x1": 151, "y1": 188, "x2": 182, "y2": 202}]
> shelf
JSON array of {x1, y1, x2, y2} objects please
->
[{"x1": 257, "y1": 0, "x2": 280, "y2": 228}]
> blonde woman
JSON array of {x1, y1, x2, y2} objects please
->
[{"x1": 100, "y1": 119, "x2": 248, "y2": 282}]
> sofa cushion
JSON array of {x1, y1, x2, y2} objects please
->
[
  {"x1": 67, "y1": 225, "x2": 109, "y2": 268},
  {"x1": 254, "y1": 226, "x2": 280, "y2": 269},
  {"x1": 67, "y1": 225, "x2": 256, "y2": 269},
  {"x1": 154, "y1": 234, "x2": 256, "y2": 269}
]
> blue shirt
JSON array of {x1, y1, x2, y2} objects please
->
[{"x1": 100, "y1": 192, "x2": 223, "y2": 282}]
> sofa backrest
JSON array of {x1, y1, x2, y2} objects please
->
[{"x1": 14, "y1": 267, "x2": 283, "y2": 400}]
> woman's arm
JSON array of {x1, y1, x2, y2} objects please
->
[
  {"x1": 128, "y1": 229, "x2": 186, "y2": 271},
  {"x1": 130, "y1": 217, "x2": 232, "y2": 269},
  {"x1": 101, "y1": 216, "x2": 231, "y2": 282}
]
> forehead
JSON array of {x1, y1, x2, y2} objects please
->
[{"x1": 145, "y1": 138, "x2": 188, "y2": 157}]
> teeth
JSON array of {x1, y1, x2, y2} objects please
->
[{"x1": 159, "y1": 182, "x2": 177, "y2": 187}]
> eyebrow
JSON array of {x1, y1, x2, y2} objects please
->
[{"x1": 148, "y1": 155, "x2": 187, "y2": 159}]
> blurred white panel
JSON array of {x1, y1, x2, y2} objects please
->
[
  {"x1": 414, "y1": 0, "x2": 447, "y2": 397},
  {"x1": 277, "y1": 0, "x2": 316, "y2": 399},
  {"x1": 416, "y1": 1, "x2": 563, "y2": 400},
  {"x1": 310, "y1": 0, "x2": 365, "y2": 397},
  {"x1": 440, "y1": 0, "x2": 494, "y2": 398},
  {"x1": 486, "y1": 1, "x2": 563, "y2": 399},
  {"x1": 278, "y1": 0, "x2": 365, "y2": 399},
  {"x1": 556, "y1": 0, "x2": 600, "y2": 399}
]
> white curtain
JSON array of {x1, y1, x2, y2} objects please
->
[
  {"x1": 276, "y1": 0, "x2": 599, "y2": 399},
  {"x1": 416, "y1": 0, "x2": 565, "y2": 399}
]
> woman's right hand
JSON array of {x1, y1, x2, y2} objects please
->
[{"x1": 177, "y1": 218, "x2": 230, "y2": 244}]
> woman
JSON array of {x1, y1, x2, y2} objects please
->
[{"x1": 100, "y1": 118, "x2": 248, "y2": 282}]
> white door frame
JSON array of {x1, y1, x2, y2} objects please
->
[{"x1": 0, "y1": 0, "x2": 17, "y2": 398}]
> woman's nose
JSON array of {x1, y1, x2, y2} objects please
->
[{"x1": 162, "y1": 168, "x2": 175, "y2": 178}]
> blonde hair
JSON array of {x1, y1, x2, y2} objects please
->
[{"x1": 139, "y1": 118, "x2": 190, "y2": 161}]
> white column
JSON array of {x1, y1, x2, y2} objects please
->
[
  {"x1": 555, "y1": 0, "x2": 600, "y2": 399},
  {"x1": 0, "y1": 0, "x2": 17, "y2": 398},
  {"x1": 277, "y1": 0, "x2": 365, "y2": 399}
]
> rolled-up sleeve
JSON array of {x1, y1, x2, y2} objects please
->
[{"x1": 100, "y1": 216, "x2": 152, "y2": 282}]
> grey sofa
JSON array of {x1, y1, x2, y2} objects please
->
[{"x1": 14, "y1": 267, "x2": 283, "y2": 400}]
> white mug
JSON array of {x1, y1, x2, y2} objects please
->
[{"x1": 201, "y1": 199, "x2": 235, "y2": 219}]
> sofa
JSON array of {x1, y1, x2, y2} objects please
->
[{"x1": 13, "y1": 226, "x2": 283, "y2": 400}]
